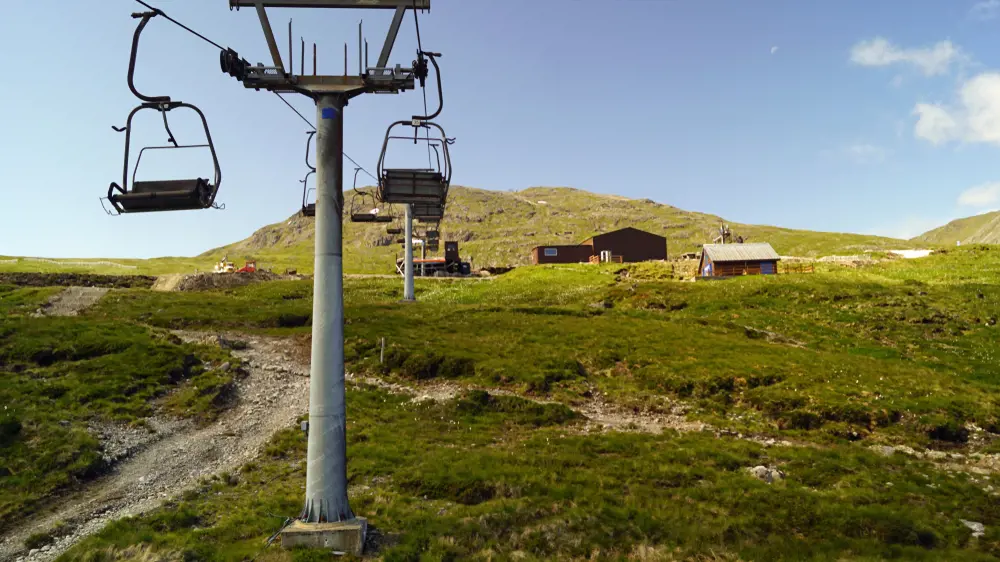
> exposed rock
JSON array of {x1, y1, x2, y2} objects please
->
[
  {"x1": 747, "y1": 466, "x2": 785, "y2": 484},
  {"x1": 961, "y1": 519, "x2": 986, "y2": 538}
]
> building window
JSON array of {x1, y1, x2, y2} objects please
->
[{"x1": 544, "y1": 248, "x2": 558, "y2": 257}]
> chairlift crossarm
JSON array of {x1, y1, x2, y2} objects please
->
[{"x1": 224, "y1": 0, "x2": 427, "y2": 96}]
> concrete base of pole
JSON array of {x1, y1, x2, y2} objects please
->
[{"x1": 281, "y1": 518, "x2": 367, "y2": 555}]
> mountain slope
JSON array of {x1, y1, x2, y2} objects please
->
[
  {"x1": 205, "y1": 186, "x2": 910, "y2": 274},
  {"x1": 915, "y1": 211, "x2": 1000, "y2": 245}
]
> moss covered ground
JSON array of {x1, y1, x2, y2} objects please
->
[
  {"x1": 7, "y1": 246, "x2": 1000, "y2": 560},
  {"x1": 0, "y1": 286, "x2": 239, "y2": 528}
]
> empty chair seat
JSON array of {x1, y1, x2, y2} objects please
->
[
  {"x1": 110, "y1": 178, "x2": 213, "y2": 213},
  {"x1": 350, "y1": 213, "x2": 393, "y2": 223},
  {"x1": 379, "y1": 169, "x2": 447, "y2": 204},
  {"x1": 386, "y1": 227, "x2": 403, "y2": 235},
  {"x1": 301, "y1": 203, "x2": 316, "y2": 217},
  {"x1": 411, "y1": 202, "x2": 444, "y2": 221}
]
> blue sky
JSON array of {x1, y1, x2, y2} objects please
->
[{"x1": 4, "y1": 0, "x2": 1000, "y2": 258}]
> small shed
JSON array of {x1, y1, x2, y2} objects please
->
[
  {"x1": 698, "y1": 243, "x2": 780, "y2": 277},
  {"x1": 531, "y1": 245, "x2": 595, "y2": 265}
]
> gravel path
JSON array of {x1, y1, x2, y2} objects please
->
[
  {"x1": 31, "y1": 287, "x2": 109, "y2": 317},
  {"x1": 0, "y1": 333, "x2": 309, "y2": 562}
]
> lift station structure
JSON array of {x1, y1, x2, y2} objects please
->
[{"x1": 104, "y1": 0, "x2": 452, "y2": 553}]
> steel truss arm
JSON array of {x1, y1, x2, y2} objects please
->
[{"x1": 231, "y1": 0, "x2": 429, "y2": 9}]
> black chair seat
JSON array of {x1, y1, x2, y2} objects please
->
[
  {"x1": 351, "y1": 213, "x2": 392, "y2": 223},
  {"x1": 386, "y1": 227, "x2": 403, "y2": 235},
  {"x1": 111, "y1": 179, "x2": 213, "y2": 213},
  {"x1": 380, "y1": 168, "x2": 446, "y2": 204},
  {"x1": 301, "y1": 204, "x2": 316, "y2": 217}
]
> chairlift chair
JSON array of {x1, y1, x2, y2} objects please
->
[
  {"x1": 349, "y1": 168, "x2": 393, "y2": 223},
  {"x1": 375, "y1": 52, "x2": 453, "y2": 207},
  {"x1": 300, "y1": 131, "x2": 317, "y2": 217},
  {"x1": 104, "y1": 11, "x2": 222, "y2": 215},
  {"x1": 376, "y1": 122, "x2": 452, "y2": 206},
  {"x1": 410, "y1": 201, "x2": 445, "y2": 222}
]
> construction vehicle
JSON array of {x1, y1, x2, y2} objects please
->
[
  {"x1": 395, "y1": 240, "x2": 471, "y2": 277},
  {"x1": 237, "y1": 260, "x2": 257, "y2": 273},
  {"x1": 213, "y1": 255, "x2": 257, "y2": 274},
  {"x1": 213, "y1": 256, "x2": 236, "y2": 274}
]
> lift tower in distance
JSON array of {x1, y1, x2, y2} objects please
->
[{"x1": 223, "y1": 0, "x2": 429, "y2": 554}]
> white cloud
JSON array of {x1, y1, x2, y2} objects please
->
[
  {"x1": 913, "y1": 103, "x2": 961, "y2": 144},
  {"x1": 770, "y1": 46, "x2": 779, "y2": 55},
  {"x1": 958, "y1": 182, "x2": 1000, "y2": 207},
  {"x1": 850, "y1": 36, "x2": 965, "y2": 76},
  {"x1": 846, "y1": 143, "x2": 888, "y2": 164},
  {"x1": 970, "y1": 0, "x2": 1000, "y2": 20},
  {"x1": 912, "y1": 72, "x2": 1000, "y2": 146}
]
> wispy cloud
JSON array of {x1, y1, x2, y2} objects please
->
[
  {"x1": 850, "y1": 36, "x2": 966, "y2": 76},
  {"x1": 970, "y1": 0, "x2": 1000, "y2": 20},
  {"x1": 770, "y1": 46, "x2": 779, "y2": 55},
  {"x1": 845, "y1": 143, "x2": 889, "y2": 164},
  {"x1": 958, "y1": 182, "x2": 1000, "y2": 207},
  {"x1": 913, "y1": 72, "x2": 1000, "y2": 146}
]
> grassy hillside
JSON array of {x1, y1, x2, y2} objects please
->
[
  {"x1": 204, "y1": 186, "x2": 912, "y2": 274},
  {"x1": 0, "y1": 286, "x2": 238, "y2": 528},
  {"x1": 916, "y1": 211, "x2": 1000, "y2": 246},
  {"x1": 55, "y1": 248, "x2": 1000, "y2": 560}
]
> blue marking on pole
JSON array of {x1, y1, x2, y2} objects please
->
[{"x1": 322, "y1": 107, "x2": 336, "y2": 120}]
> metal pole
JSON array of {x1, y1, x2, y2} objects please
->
[
  {"x1": 302, "y1": 94, "x2": 354, "y2": 523},
  {"x1": 403, "y1": 204, "x2": 415, "y2": 301}
]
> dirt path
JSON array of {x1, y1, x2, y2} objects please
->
[
  {"x1": 0, "y1": 334, "x2": 309, "y2": 562},
  {"x1": 31, "y1": 287, "x2": 108, "y2": 317},
  {"x1": 150, "y1": 274, "x2": 184, "y2": 292}
]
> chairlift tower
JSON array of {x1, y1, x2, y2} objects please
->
[{"x1": 224, "y1": 0, "x2": 429, "y2": 552}]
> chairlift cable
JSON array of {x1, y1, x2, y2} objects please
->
[
  {"x1": 412, "y1": 1, "x2": 432, "y2": 168},
  {"x1": 274, "y1": 92, "x2": 316, "y2": 132},
  {"x1": 133, "y1": 0, "x2": 227, "y2": 52},
  {"x1": 411, "y1": 0, "x2": 424, "y2": 54},
  {"x1": 272, "y1": 92, "x2": 378, "y2": 183}
]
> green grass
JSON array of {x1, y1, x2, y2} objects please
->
[
  {"x1": 14, "y1": 247, "x2": 1000, "y2": 560},
  {"x1": 0, "y1": 284, "x2": 62, "y2": 315},
  {"x1": 86, "y1": 252, "x2": 1000, "y2": 446},
  {"x1": 916, "y1": 212, "x2": 1000, "y2": 246},
  {"x1": 0, "y1": 315, "x2": 238, "y2": 527},
  {"x1": 61, "y1": 387, "x2": 1000, "y2": 562}
]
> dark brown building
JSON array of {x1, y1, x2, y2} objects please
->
[
  {"x1": 583, "y1": 227, "x2": 668, "y2": 263},
  {"x1": 531, "y1": 227, "x2": 668, "y2": 265},
  {"x1": 531, "y1": 244, "x2": 595, "y2": 265},
  {"x1": 698, "y1": 243, "x2": 780, "y2": 277}
]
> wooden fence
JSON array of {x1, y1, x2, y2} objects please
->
[
  {"x1": 589, "y1": 255, "x2": 624, "y2": 264},
  {"x1": 780, "y1": 263, "x2": 815, "y2": 274}
]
